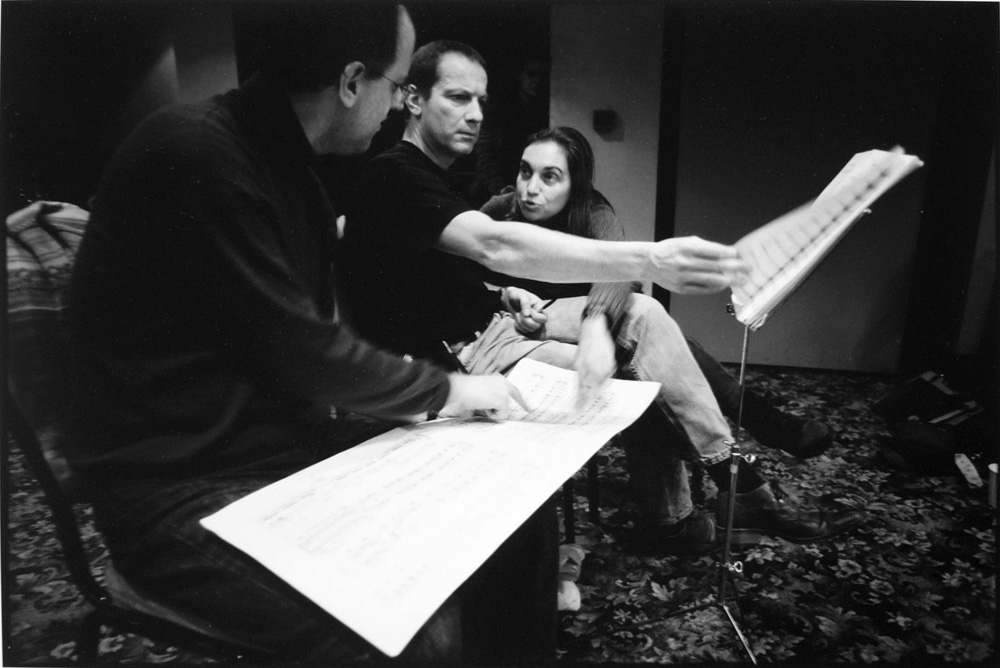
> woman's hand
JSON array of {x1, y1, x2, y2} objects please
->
[
  {"x1": 575, "y1": 314, "x2": 616, "y2": 408},
  {"x1": 501, "y1": 287, "x2": 549, "y2": 334},
  {"x1": 648, "y1": 236, "x2": 751, "y2": 294}
]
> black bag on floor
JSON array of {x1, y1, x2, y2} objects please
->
[
  {"x1": 873, "y1": 371, "x2": 971, "y2": 424},
  {"x1": 873, "y1": 371, "x2": 989, "y2": 481}
]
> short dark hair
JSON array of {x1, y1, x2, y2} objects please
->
[
  {"x1": 406, "y1": 40, "x2": 486, "y2": 97},
  {"x1": 237, "y1": 3, "x2": 407, "y2": 93}
]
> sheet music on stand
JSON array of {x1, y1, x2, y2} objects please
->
[{"x1": 730, "y1": 146, "x2": 923, "y2": 330}]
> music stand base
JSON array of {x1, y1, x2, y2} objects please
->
[
  {"x1": 604, "y1": 326, "x2": 758, "y2": 662},
  {"x1": 652, "y1": 324, "x2": 759, "y2": 664},
  {"x1": 653, "y1": 570, "x2": 757, "y2": 664}
]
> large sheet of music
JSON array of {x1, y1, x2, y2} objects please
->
[
  {"x1": 730, "y1": 147, "x2": 923, "y2": 329},
  {"x1": 201, "y1": 359, "x2": 659, "y2": 656}
]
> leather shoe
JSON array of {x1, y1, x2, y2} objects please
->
[
  {"x1": 718, "y1": 481, "x2": 866, "y2": 544},
  {"x1": 631, "y1": 511, "x2": 722, "y2": 556},
  {"x1": 739, "y1": 390, "x2": 834, "y2": 459},
  {"x1": 787, "y1": 419, "x2": 834, "y2": 459}
]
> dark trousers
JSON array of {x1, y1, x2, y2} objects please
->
[
  {"x1": 686, "y1": 336, "x2": 743, "y2": 421},
  {"x1": 614, "y1": 337, "x2": 746, "y2": 525},
  {"x1": 94, "y1": 419, "x2": 558, "y2": 664}
]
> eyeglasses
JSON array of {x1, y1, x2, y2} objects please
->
[{"x1": 379, "y1": 73, "x2": 408, "y2": 97}]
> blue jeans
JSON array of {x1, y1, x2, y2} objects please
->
[
  {"x1": 93, "y1": 414, "x2": 558, "y2": 663},
  {"x1": 463, "y1": 294, "x2": 733, "y2": 527}
]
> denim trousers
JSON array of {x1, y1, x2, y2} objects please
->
[
  {"x1": 93, "y1": 414, "x2": 559, "y2": 664},
  {"x1": 462, "y1": 294, "x2": 733, "y2": 527}
]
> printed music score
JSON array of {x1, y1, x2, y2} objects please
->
[
  {"x1": 730, "y1": 146, "x2": 923, "y2": 329},
  {"x1": 201, "y1": 358, "x2": 659, "y2": 657}
]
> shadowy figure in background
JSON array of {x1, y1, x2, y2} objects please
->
[{"x1": 463, "y1": 54, "x2": 549, "y2": 206}]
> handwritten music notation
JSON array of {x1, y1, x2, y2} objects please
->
[
  {"x1": 730, "y1": 146, "x2": 923, "y2": 330},
  {"x1": 201, "y1": 359, "x2": 659, "y2": 657}
]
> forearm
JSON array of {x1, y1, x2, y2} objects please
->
[
  {"x1": 265, "y1": 317, "x2": 451, "y2": 419},
  {"x1": 441, "y1": 211, "x2": 749, "y2": 295},
  {"x1": 489, "y1": 226, "x2": 657, "y2": 282},
  {"x1": 445, "y1": 213, "x2": 656, "y2": 283}
]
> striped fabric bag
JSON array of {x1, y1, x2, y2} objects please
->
[{"x1": 6, "y1": 200, "x2": 89, "y2": 490}]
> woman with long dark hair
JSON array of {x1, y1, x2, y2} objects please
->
[
  {"x1": 478, "y1": 126, "x2": 857, "y2": 552},
  {"x1": 482, "y1": 126, "x2": 832, "y2": 461}
]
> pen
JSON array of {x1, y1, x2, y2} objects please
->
[
  {"x1": 441, "y1": 340, "x2": 470, "y2": 374},
  {"x1": 541, "y1": 298, "x2": 558, "y2": 310}
]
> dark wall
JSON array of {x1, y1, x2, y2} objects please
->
[
  {"x1": 1, "y1": 2, "x2": 176, "y2": 214},
  {"x1": 897, "y1": 2, "x2": 998, "y2": 374},
  {"x1": 667, "y1": 0, "x2": 997, "y2": 376},
  {"x1": 310, "y1": 0, "x2": 550, "y2": 214},
  {"x1": 2, "y1": 0, "x2": 548, "y2": 218},
  {"x1": 2, "y1": 1, "x2": 994, "y2": 383},
  {"x1": 410, "y1": 0, "x2": 550, "y2": 83}
]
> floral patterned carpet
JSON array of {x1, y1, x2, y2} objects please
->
[
  {"x1": 4, "y1": 366, "x2": 997, "y2": 666},
  {"x1": 558, "y1": 366, "x2": 996, "y2": 665}
]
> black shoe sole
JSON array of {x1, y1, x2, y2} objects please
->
[
  {"x1": 785, "y1": 426, "x2": 835, "y2": 459},
  {"x1": 627, "y1": 531, "x2": 723, "y2": 557},
  {"x1": 774, "y1": 516, "x2": 867, "y2": 543},
  {"x1": 719, "y1": 527, "x2": 764, "y2": 550}
]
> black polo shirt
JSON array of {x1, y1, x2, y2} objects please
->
[{"x1": 342, "y1": 141, "x2": 502, "y2": 363}]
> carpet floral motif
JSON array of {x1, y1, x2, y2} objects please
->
[
  {"x1": 4, "y1": 367, "x2": 996, "y2": 665},
  {"x1": 558, "y1": 367, "x2": 996, "y2": 664}
]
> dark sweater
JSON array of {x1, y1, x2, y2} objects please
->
[
  {"x1": 480, "y1": 190, "x2": 636, "y2": 332},
  {"x1": 69, "y1": 76, "x2": 449, "y2": 491}
]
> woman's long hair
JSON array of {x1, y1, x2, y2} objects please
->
[{"x1": 523, "y1": 126, "x2": 612, "y2": 238}]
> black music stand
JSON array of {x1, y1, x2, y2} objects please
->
[
  {"x1": 620, "y1": 147, "x2": 920, "y2": 660},
  {"x1": 707, "y1": 322, "x2": 758, "y2": 662},
  {"x1": 660, "y1": 206, "x2": 882, "y2": 662},
  {"x1": 667, "y1": 322, "x2": 758, "y2": 663},
  {"x1": 619, "y1": 323, "x2": 758, "y2": 663}
]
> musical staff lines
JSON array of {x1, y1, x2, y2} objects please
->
[{"x1": 730, "y1": 147, "x2": 923, "y2": 329}]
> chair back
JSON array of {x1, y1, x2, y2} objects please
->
[
  {"x1": 6, "y1": 200, "x2": 118, "y2": 608},
  {"x1": 5, "y1": 200, "x2": 266, "y2": 662},
  {"x1": 6, "y1": 200, "x2": 88, "y2": 493}
]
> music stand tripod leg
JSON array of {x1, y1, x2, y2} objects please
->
[
  {"x1": 641, "y1": 325, "x2": 758, "y2": 663},
  {"x1": 714, "y1": 323, "x2": 758, "y2": 664}
]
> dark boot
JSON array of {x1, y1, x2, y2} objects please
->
[
  {"x1": 686, "y1": 337, "x2": 833, "y2": 459},
  {"x1": 739, "y1": 391, "x2": 834, "y2": 459},
  {"x1": 718, "y1": 481, "x2": 866, "y2": 544},
  {"x1": 632, "y1": 511, "x2": 721, "y2": 556}
]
